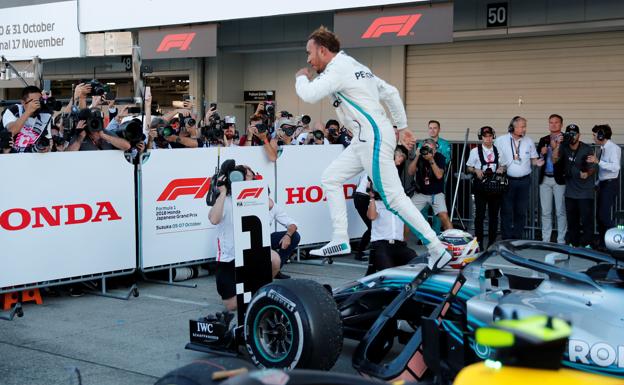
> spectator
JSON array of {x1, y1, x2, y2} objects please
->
[
  {"x1": 588, "y1": 124, "x2": 621, "y2": 249},
  {"x1": 366, "y1": 181, "x2": 424, "y2": 275},
  {"x1": 208, "y1": 164, "x2": 281, "y2": 311},
  {"x1": 222, "y1": 117, "x2": 238, "y2": 147},
  {"x1": 407, "y1": 138, "x2": 453, "y2": 230},
  {"x1": 553, "y1": 124, "x2": 597, "y2": 248},
  {"x1": 495, "y1": 116, "x2": 544, "y2": 240},
  {"x1": 50, "y1": 115, "x2": 68, "y2": 152},
  {"x1": 326, "y1": 119, "x2": 351, "y2": 147},
  {"x1": 306, "y1": 129, "x2": 328, "y2": 145},
  {"x1": 293, "y1": 114, "x2": 313, "y2": 144},
  {"x1": 241, "y1": 114, "x2": 278, "y2": 161},
  {"x1": 466, "y1": 126, "x2": 506, "y2": 250},
  {"x1": 2, "y1": 85, "x2": 53, "y2": 153},
  {"x1": 275, "y1": 118, "x2": 298, "y2": 146},
  {"x1": 537, "y1": 114, "x2": 567, "y2": 244}
]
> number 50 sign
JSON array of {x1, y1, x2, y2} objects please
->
[{"x1": 487, "y1": 3, "x2": 508, "y2": 28}]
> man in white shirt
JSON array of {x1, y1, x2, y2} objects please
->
[
  {"x1": 587, "y1": 124, "x2": 621, "y2": 247},
  {"x1": 295, "y1": 26, "x2": 451, "y2": 271},
  {"x1": 2, "y1": 86, "x2": 53, "y2": 153},
  {"x1": 494, "y1": 116, "x2": 544, "y2": 240},
  {"x1": 366, "y1": 183, "x2": 424, "y2": 275}
]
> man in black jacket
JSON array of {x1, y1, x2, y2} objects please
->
[{"x1": 537, "y1": 114, "x2": 567, "y2": 244}]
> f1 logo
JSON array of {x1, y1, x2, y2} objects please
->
[
  {"x1": 361, "y1": 14, "x2": 422, "y2": 39},
  {"x1": 237, "y1": 188, "x2": 264, "y2": 200},
  {"x1": 157, "y1": 177, "x2": 210, "y2": 201},
  {"x1": 156, "y1": 33, "x2": 196, "y2": 52}
]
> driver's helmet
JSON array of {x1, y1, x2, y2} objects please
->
[{"x1": 438, "y1": 229, "x2": 480, "y2": 269}]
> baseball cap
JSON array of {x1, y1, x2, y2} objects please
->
[
  {"x1": 565, "y1": 124, "x2": 580, "y2": 134},
  {"x1": 279, "y1": 118, "x2": 297, "y2": 129},
  {"x1": 224, "y1": 116, "x2": 236, "y2": 124}
]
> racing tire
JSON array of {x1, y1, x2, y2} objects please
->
[{"x1": 244, "y1": 279, "x2": 343, "y2": 370}]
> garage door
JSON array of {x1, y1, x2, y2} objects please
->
[{"x1": 406, "y1": 31, "x2": 624, "y2": 143}]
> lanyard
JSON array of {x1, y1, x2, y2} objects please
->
[{"x1": 510, "y1": 137, "x2": 521, "y2": 159}]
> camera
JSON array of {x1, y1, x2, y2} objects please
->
[
  {"x1": 301, "y1": 115, "x2": 311, "y2": 125},
  {"x1": 157, "y1": 125, "x2": 176, "y2": 138},
  {"x1": 70, "y1": 109, "x2": 103, "y2": 136},
  {"x1": 33, "y1": 133, "x2": 50, "y2": 152},
  {"x1": 255, "y1": 123, "x2": 269, "y2": 134},
  {"x1": 38, "y1": 96, "x2": 62, "y2": 114},
  {"x1": 52, "y1": 135, "x2": 65, "y2": 147},
  {"x1": 201, "y1": 113, "x2": 225, "y2": 142},
  {"x1": 309, "y1": 130, "x2": 324, "y2": 142},
  {"x1": 282, "y1": 125, "x2": 296, "y2": 137},
  {"x1": 279, "y1": 110, "x2": 292, "y2": 118},
  {"x1": 264, "y1": 102, "x2": 275, "y2": 117},
  {"x1": 117, "y1": 119, "x2": 145, "y2": 146},
  {"x1": 419, "y1": 145, "x2": 432, "y2": 157},
  {"x1": 562, "y1": 131, "x2": 576, "y2": 145},
  {"x1": 88, "y1": 80, "x2": 109, "y2": 97},
  {"x1": 205, "y1": 159, "x2": 245, "y2": 206}
]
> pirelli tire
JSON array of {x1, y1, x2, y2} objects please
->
[{"x1": 244, "y1": 278, "x2": 343, "y2": 370}]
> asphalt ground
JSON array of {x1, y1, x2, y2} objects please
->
[{"x1": 0, "y1": 253, "x2": 377, "y2": 385}]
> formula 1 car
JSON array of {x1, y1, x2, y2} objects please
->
[
  {"x1": 187, "y1": 235, "x2": 624, "y2": 381},
  {"x1": 335, "y1": 240, "x2": 624, "y2": 379}
]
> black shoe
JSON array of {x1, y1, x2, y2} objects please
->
[{"x1": 274, "y1": 272, "x2": 291, "y2": 279}]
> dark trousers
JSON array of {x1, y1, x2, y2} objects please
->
[
  {"x1": 365, "y1": 240, "x2": 423, "y2": 276},
  {"x1": 474, "y1": 191, "x2": 502, "y2": 249},
  {"x1": 271, "y1": 231, "x2": 301, "y2": 267},
  {"x1": 353, "y1": 193, "x2": 372, "y2": 253},
  {"x1": 501, "y1": 176, "x2": 531, "y2": 240},
  {"x1": 565, "y1": 197, "x2": 594, "y2": 247},
  {"x1": 597, "y1": 178, "x2": 619, "y2": 243}
]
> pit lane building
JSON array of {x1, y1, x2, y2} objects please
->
[{"x1": 1, "y1": 0, "x2": 622, "y2": 142}]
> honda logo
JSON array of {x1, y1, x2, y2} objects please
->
[
  {"x1": 0, "y1": 202, "x2": 122, "y2": 231},
  {"x1": 158, "y1": 178, "x2": 211, "y2": 201},
  {"x1": 156, "y1": 33, "x2": 196, "y2": 52},
  {"x1": 237, "y1": 188, "x2": 264, "y2": 200},
  {"x1": 361, "y1": 14, "x2": 422, "y2": 39}
]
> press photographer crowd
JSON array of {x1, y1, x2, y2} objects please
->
[{"x1": 1, "y1": 83, "x2": 621, "y2": 273}]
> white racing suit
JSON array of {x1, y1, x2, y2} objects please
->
[{"x1": 296, "y1": 51, "x2": 445, "y2": 257}]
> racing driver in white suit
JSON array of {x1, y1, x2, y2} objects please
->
[{"x1": 295, "y1": 26, "x2": 452, "y2": 271}]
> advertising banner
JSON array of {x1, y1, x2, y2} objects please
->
[
  {"x1": 334, "y1": 2, "x2": 453, "y2": 48},
  {"x1": 0, "y1": 1, "x2": 83, "y2": 60},
  {"x1": 138, "y1": 24, "x2": 217, "y2": 60},
  {"x1": 140, "y1": 148, "x2": 219, "y2": 269},
  {"x1": 275, "y1": 145, "x2": 366, "y2": 245},
  {"x1": 0, "y1": 151, "x2": 135, "y2": 289},
  {"x1": 79, "y1": 0, "x2": 428, "y2": 32}
]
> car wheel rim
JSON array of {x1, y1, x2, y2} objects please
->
[{"x1": 254, "y1": 305, "x2": 294, "y2": 362}]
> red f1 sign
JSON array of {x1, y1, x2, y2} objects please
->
[
  {"x1": 158, "y1": 178, "x2": 210, "y2": 201},
  {"x1": 334, "y1": 3, "x2": 452, "y2": 48},
  {"x1": 156, "y1": 33, "x2": 196, "y2": 52},
  {"x1": 237, "y1": 188, "x2": 264, "y2": 200},
  {"x1": 361, "y1": 14, "x2": 422, "y2": 39},
  {"x1": 139, "y1": 24, "x2": 216, "y2": 59}
]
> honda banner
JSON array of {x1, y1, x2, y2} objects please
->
[
  {"x1": 0, "y1": 152, "x2": 135, "y2": 289},
  {"x1": 334, "y1": 2, "x2": 453, "y2": 48},
  {"x1": 138, "y1": 24, "x2": 217, "y2": 59},
  {"x1": 276, "y1": 145, "x2": 366, "y2": 245}
]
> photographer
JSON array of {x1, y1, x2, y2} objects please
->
[
  {"x1": 325, "y1": 119, "x2": 351, "y2": 147},
  {"x1": 294, "y1": 115, "x2": 313, "y2": 144},
  {"x1": 552, "y1": 124, "x2": 597, "y2": 248},
  {"x1": 222, "y1": 117, "x2": 238, "y2": 147},
  {"x1": 66, "y1": 109, "x2": 131, "y2": 151},
  {"x1": 407, "y1": 138, "x2": 453, "y2": 230},
  {"x1": 466, "y1": 126, "x2": 506, "y2": 249},
  {"x1": 275, "y1": 118, "x2": 298, "y2": 146},
  {"x1": 241, "y1": 114, "x2": 278, "y2": 162},
  {"x1": 306, "y1": 128, "x2": 329, "y2": 145},
  {"x1": 208, "y1": 163, "x2": 281, "y2": 311},
  {"x1": 2, "y1": 85, "x2": 54, "y2": 153}
]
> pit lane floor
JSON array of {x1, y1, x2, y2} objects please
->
[{"x1": 0, "y1": 254, "x2": 374, "y2": 385}]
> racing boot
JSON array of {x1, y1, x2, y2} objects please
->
[
  {"x1": 427, "y1": 243, "x2": 453, "y2": 272},
  {"x1": 310, "y1": 240, "x2": 351, "y2": 258}
]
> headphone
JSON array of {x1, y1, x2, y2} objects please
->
[
  {"x1": 508, "y1": 116, "x2": 522, "y2": 133},
  {"x1": 478, "y1": 126, "x2": 496, "y2": 140}
]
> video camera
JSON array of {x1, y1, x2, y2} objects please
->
[
  {"x1": 201, "y1": 112, "x2": 225, "y2": 142},
  {"x1": 562, "y1": 131, "x2": 576, "y2": 145},
  {"x1": 205, "y1": 159, "x2": 245, "y2": 206}
]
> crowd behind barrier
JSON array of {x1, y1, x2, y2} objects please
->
[{"x1": 2, "y1": 85, "x2": 622, "y2": 295}]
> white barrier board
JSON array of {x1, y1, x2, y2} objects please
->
[
  {"x1": 0, "y1": 151, "x2": 136, "y2": 288},
  {"x1": 140, "y1": 148, "x2": 219, "y2": 268},
  {"x1": 276, "y1": 145, "x2": 366, "y2": 245}
]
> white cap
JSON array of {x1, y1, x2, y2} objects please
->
[{"x1": 225, "y1": 116, "x2": 236, "y2": 124}]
